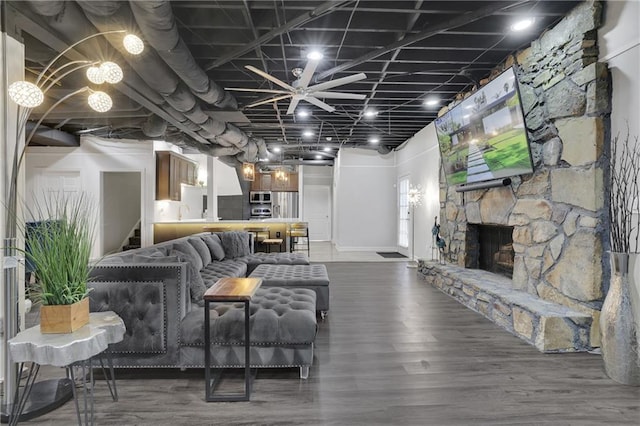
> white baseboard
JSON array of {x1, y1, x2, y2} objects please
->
[{"x1": 334, "y1": 245, "x2": 399, "y2": 252}]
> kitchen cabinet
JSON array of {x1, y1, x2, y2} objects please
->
[
  {"x1": 271, "y1": 172, "x2": 298, "y2": 191},
  {"x1": 251, "y1": 173, "x2": 272, "y2": 191},
  {"x1": 156, "y1": 151, "x2": 198, "y2": 201},
  {"x1": 249, "y1": 171, "x2": 298, "y2": 191}
]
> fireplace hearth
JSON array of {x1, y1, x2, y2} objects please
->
[{"x1": 466, "y1": 225, "x2": 514, "y2": 278}]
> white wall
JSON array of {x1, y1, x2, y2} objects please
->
[
  {"x1": 26, "y1": 136, "x2": 155, "y2": 256},
  {"x1": 395, "y1": 123, "x2": 442, "y2": 260},
  {"x1": 333, "y1": 148, "x2": 396, "y2": 251},
  {"x1": 599, "y1": 0, "x2": 640, "y2": 331}
]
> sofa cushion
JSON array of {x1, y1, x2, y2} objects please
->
[
  {"x1": 180, "y1": 287, "x2": 317, "y2": 346},
  {"x1": 173, "y1": 240, "x2": 204, "y2": 271},
  {"x1": 169, "y1": 249, "x2": 207, "y2": 304},
  {"x1": 199, "y1": 260, "x2": 248, "y2": 288},
  {"x1": 132, "y1": 254, "x2": 180, "y2": 264},
  {"x1": 236, "y1": 252, "x2": 310, "y2": 274},
  {"x1": 97, "y1": 256, "x2": 125, "y2": 264},
  {"x1": 201, "y1": 234, "x2": 225, "y2": 261},
  {"x1": 188, "y1": 237, "x2": 211, "y2": 266},
  {"x1": 218, "y1": 231, "x2": 251, "y2": 258}
]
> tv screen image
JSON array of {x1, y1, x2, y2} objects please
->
[{"x1": 435, "y1": 67, "x2": 534, "y2": 186}]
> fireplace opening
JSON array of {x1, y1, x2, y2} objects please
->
[{"x1": 466, "y1": 225, "x2": 514, "y2": 278}]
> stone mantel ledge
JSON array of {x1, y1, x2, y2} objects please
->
[{"x1": 418, "y1": 260, "x2": 593, "y2": 353}]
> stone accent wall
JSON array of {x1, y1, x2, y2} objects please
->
[{"x1": 436, "y1": 1, "x2": 609, "y2": 347}]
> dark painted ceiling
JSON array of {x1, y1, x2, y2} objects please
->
[{"x1": 7, "y1": 0, "x2": 581, "y2": 164}]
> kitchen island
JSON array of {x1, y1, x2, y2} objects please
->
[{"x1": 153, "y1": 220, "x2": 303, "y2": 252}]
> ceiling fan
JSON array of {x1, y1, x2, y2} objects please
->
[{"x1": 226, "y1": 59, "x2": 367, "y2": 115}]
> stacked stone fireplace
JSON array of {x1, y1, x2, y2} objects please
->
[{"x1": 419, "y1": 1, "x2": 609, "y2": 353}]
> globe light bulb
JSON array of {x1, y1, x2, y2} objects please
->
[
  {"x1": 8, "y1": 81, "x2": 44, "y2": 108},
  {"x1": 86, "y1": 66, "x2": 105, "y2": 84},
  {"x1": 123, "y1": 34, "x2": 144, "y2": 55},
  {"x1": 99, "y1": 61, "x2": 123, "y2": 84},
  {"x1": 88, "y1": 91, "x2": 113, "y2": 112}
]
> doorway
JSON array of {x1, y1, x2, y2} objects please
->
[
  {"x1": 303, "y1": 185, "x2": 331, "y2": 241},
  {"x1": 101, "y1": 172, "x2": 141, "y2": 255}
]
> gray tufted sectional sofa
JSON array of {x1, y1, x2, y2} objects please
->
[{"x1": 88, "y1": 231, "x2": 317, "y2": 378}]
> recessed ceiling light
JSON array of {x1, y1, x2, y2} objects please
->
[
  {"x1": 325, "y1": 136, "x2": 332, "y2": 141},
  {"x1": 424, "y1": 98, "x2": 439, "y2": 106},
  {"x1": 323, "y1": 146, "x2": 332, "y2": 152},
  {"x1": 510, "y1": 18, "x2": 534, "y2": 32},
  {"x1": 369, "y1": 137, "x2": 380, "y2": 144},
  {"x1": 306, "y1": 51, "x2": 323, "y2": 61},
  {"x1": 297, "y1": 110, "x2": 309, "y2": 118},
  {"x1": 303, "y1": 130, "x2": 314, "y2": 137},
  {"x1": 364, "y1": 109, "x2": 377, "y2": 118},
  {"x1": 273, "y1": 147, "x2": 281, "y2": 153}
]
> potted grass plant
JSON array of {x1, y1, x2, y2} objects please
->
[{"x1": 24, "y1": 192, "x2": 96, "y2": 333}]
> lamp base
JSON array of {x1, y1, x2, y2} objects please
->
[{"x1": 1, "y1": 378, "x2": 73, "y2": 423}]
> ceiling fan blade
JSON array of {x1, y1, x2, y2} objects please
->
[
  {"x1": 307, "y1": 73, "x2": 367, "y2": 92},
  {"x1": 303, "y1": 96, "x2": 336, "y2": 113},
  {"x1": 286, "y1": 96, "x2": 302, "y2": 115},
  {"x1": 245, "y1": 65, "x2": 295, "y2": 91},
  {"x1": 312, "y1": 91, "x2": 366, "y2": 100},
  {"x1": 296, "y1": 60, "x2": 320, "y2": 89},
  {"x1": 245, "y1": 94, "x2": 292, "y2": 109},
  {"x1": 225, "y1": 87, "x2": 290, "y2": 95}
]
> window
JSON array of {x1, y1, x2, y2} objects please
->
[{"x1": 398, "y1": 176, "x2": 409, "y2": 247}]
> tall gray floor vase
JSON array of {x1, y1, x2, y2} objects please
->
[{"x1": 600, "y1": 252, "x2": 640, "y2": 385}]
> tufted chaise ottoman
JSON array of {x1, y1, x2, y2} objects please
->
[
  {"x1": 249, "y1": 264, "x2": 330, "y2": 317},
  {"x1": 180, "y1": 287, "x2": 317, "y2": 379}
]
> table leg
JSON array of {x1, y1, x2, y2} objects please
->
[
  {"x1": 67, "y1": 359, "x2": 96, "y2": 426},
  {"x1": 8, "y1": 363, "x2": 40, "y2": 426},
  {"x1": 66, "y1": 366, "x2": 83, "y2": 426},
  {"x1": 244, "y1": 299, "x2": 251, "y2": 398},
  {"x1": 204, "y1": 299, "x2": 212, "y2": 400},
  {"x1": 98, "y1": 349, "x2": 118, "y2": 401},
  {"x1": 204, "y1": 299, "x2": 253, "y2": 402}
]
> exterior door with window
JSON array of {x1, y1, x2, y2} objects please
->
[{"x1": 398, "y1": 176, "x2": 409, "y2": 249}]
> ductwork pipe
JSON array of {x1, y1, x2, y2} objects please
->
[
  {"x1": 26, "y1": 122, "x2": 79, "y2": 146},
  {"x1": 282, "y1": 159, "x2": 333, "y2": 166},
  {"x1": 142, "y1": 114, "x2": 167, "y2": 138},
  {"x1": 128, "y1": 0, "x2": 236, "y2": 109},
  {"x1": 26, "y1": 0, "x2": 262, "y2": 164}
]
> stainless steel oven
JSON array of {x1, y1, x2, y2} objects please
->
[
  {"x1": 250, "y1": 206, "x2": 272, "y2": 218},
  {"x1": 250, "y1": 191, "x2": 272, "y2": 204}
]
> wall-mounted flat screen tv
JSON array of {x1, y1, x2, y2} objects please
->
[{"x1": 434, "y1": 67, "x2": 533, "y2": 186}]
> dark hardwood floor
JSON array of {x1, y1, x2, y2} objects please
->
[{"x1": 28, "y1": 262, "x2": 640, "y2": 425}]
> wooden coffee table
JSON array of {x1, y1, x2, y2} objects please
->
[{"x1": 203, "y1": 277, "x2": 262, "y2": 402}]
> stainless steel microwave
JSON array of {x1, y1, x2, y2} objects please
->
[{"x1": 250, "y1": 191, "x2": 272, "y2": 204}]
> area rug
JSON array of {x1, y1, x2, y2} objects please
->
[{"x1": 376, "y1": 252, "x2": 407, "y2": 259}]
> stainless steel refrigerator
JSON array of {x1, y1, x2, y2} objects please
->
[{"x1": 271, "y1": 192, "x2": 299, "y2": 219}]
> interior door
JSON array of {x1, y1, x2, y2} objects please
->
[{"x1": 303, "y1": 185, "x2": 331, "y2": 241}]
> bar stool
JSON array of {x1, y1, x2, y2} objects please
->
[
  {"x1": 288, "y1": 222, "x2": 310, "y2": 256},
  {"x1": 244, "y1": 226, "x2": 270, "y2": 252},
  {"x1": 262, "y1": 238, "x2": 284, "y2": 253}
]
